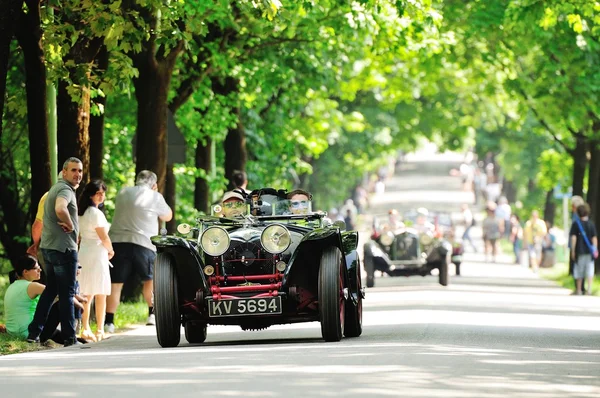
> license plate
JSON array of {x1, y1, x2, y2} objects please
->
[{"x1": 208, "y1": 297, "x2": 282, "y2": 317}]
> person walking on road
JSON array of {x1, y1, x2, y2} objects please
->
[
  {"x1": 569, "y1": 195, "x2": 586, "y2": 293},
  {"x1": 482, "y1": 202, "x2": 503, "y2": 263},
  {"x1": 461, "y1": 204, "x2": 477, "y2": 252},
  {"x1": 509, "y1": 214, "x2": 523, "y2": 265},
  {"x1": 104, "y1": 171, "x2": 172, "y2": 333},
  {"x1": 523, "y1": 210, "x2": 547, "y2": 273},
  {"x1": 569, "y1": 204, "x2": 598, "y2": 295},
  {"x1": 27, "y1": 157, "x2": 83, "y2": 346}
]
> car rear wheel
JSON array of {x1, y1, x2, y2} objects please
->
[
  {"x1": 364, "y1": 254, "x2": 375, "y2": 288},
  {"x1": 344, "y1": 262, "x2": 363, "y2": 338},
  {"x1": 154, "y1": 253, "x2": 181, "y2": 348},
  {"x1": 319, "y1": 247, "x2": 344, "y2": 342},
  {"x1": 439, "y1": 260, "x2": 449, "y2": 286},
  {"x1": 184, "y1": 321, "x2": 207, "y2": 344}
]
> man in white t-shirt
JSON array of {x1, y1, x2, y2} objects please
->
[{"x1": 104, "y1": 170, "x2": 172, "y2": 332}]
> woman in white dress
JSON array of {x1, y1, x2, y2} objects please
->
[{"x1": 77, "y1": 180, "x2": 114, "y2": 341}]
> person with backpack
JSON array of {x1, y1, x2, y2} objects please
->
[{"x1": 569, "y1": 204, "x2": 598, "y2": 295}]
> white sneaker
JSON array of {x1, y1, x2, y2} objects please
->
[
  {"x1": 146, "y1": 314, "x2": 155, "y2": 326},
  {"x1": 105, "y1": 323, "x2": 115, "y2": 334}
]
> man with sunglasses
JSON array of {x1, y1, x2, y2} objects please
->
[
  {"x1": 221, "y1": 190, "x2": 248, "y2": 218},
  {"x1": 287, "y1": 189, "x2": 312, "y2": 215}
]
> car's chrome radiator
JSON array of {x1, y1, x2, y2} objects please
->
[
  {"x1": 390, "y1": 234, "x2": 419, "y2": 261},
  {"x1": 221, "y1": 239, "x2": 275, "y2": 277}
]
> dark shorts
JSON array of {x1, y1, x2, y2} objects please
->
[{"x1": 109, "y1": 242, "x2": 156, "y2": 283}]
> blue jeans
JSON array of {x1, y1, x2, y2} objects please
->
[{"x1": 28, "y1": 248, "x2": 78, "y2": 343}]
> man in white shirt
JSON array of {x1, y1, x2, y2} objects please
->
[{"x1": 104, "y1": 171, "x2": 172, "y2": 332}]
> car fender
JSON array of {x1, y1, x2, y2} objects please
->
[
  {"x1": 283, "y1": 228, "x2": 349, "y2": 291},
  {"x1": 152, "y1": 235, "x2": 209, "y2": 300},
  {"x1": 344, "y1": 249, "x2": 361, "y2": 306}
]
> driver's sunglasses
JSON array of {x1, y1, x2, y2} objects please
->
[
  {"x1": 291, "y1": 200, "x2": 308, "y2": 208},
  {"x1": 223, "y1": 201, "x2": 245, "y2": 209}
]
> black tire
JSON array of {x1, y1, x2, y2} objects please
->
[
  {"x1": 154, "y1": 253, "x2": 181, "y2": 348},
  {"x1": 344, "y1": 262, "x2": 363, "y2": 338},
  {"x1": 319, "y1": 247, "x2": 344, "y2": 342},
  {"x1": 364, "y1": 255, "x2": 375, "y2": 288},
  {"x1": 184, "y1": 321, "x2": 207, "y2": 344},
  {"x1": 439, "y1": 260, "x2": 449, "y2": 286},
  {"x1": 454, "y1": 262, "x2": 461, "y2": 276}
]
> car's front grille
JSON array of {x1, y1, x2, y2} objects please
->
[
  {"x1": 391, "y1": 234, "x2": 419, "y2": 261},
  {"x1": 221, "y1": 240, "x2": 275, "y2": 276}
]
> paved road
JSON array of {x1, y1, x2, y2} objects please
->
[{"x1": 2, "y1": 150, "x2": 600, "y2": 398}]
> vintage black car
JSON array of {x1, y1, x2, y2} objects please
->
[
  {"x1": 363, "y1": 209, "x2": 452, "y2": 288},
  {"x1": 150, "y1": 188, "x2": 364, "y2": 348}
]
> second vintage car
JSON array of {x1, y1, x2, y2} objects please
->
[
  {"x1": 363, "y1": 208, "x2": 452, "y2": 288},
  {"x1": 150, "y1": 188, "x2": 364, "y2": 348}
]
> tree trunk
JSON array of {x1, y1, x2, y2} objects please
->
[
  {"x1": 89, "y1": 46, "x2": 108, "y2": 180},
  {"x1": 56, "y1": 37, "x2": 102, "y2": 186},
  {"x1": 224, "y1": 110, "x2": 247, "y2": 190},
  {"x1": 194, "y1": 138, "x2": 211, "y2": 213},
  {"x1": 132, "y1": 43, "x2": 183, "y2": 194},
  {"x1": 0, "y1": 0, "x2": 21, "y2": 127},
  {"x1": 165, "y1": 164, "x2": 176, "y2": 234},
  {"x1": 16, "y1": 0, "x2": 51, "y2": 222},
  {"x1": 212, "y1": 77, "x2": 246, "y2": 189},
  {"x1": 0, "y1": 160, "x2": 29, "y2": 266},
  {"x1": 572, "y1": 136, "x2": 588, "y2": 197},
  {"x1": 503, "y1": 178, "x2": 517, "y2": 204},
  {"x1": 543, "y1": 189, "x2": 555, "y2": 225},
  {"x1": 587, "y1": 143, "x2": 600, "y2": 219},
  {"x1": 57, "y1": 80, "x2": 91, "y2": 185}
]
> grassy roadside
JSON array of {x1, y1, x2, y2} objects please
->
[
  {"x1": 539, "y1": 261, "x2": 600, "y2": 295},
  {"x1": 498, "y1": 238, "x2": 599, "y2": 295},
  {"x1": 1, "y1": 275, "x2": 148, "y2": 355}
]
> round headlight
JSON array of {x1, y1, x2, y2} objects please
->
[
  {"x1": 261, "y1": 224, "x2": 291, "y2": 254},
  {"x1": 420, "y1": 233, "x2": 433, "y2": 246},
  {"x1": 177, "y1": 223, "x2": 191, "y2": 235},
  {"x1": 380, "y1": 231, "x2": 395, "y2": 246},
  {"x1": 200, "y1": 226, "x2": 230, "y2": 257},
  {"x1": 204, "y1": 265, "x2": 215, "y2": 276}
]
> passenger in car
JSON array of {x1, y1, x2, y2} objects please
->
[
  {"x1": 221, "y1": 191, "x2": 248, "y2": 218},
  {"x1": 287, "y1": 189, "x2": 312, "y2": 215}
]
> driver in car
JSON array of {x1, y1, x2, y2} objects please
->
[
  {"x1": 385, "y1": 209, "x2": 404, "y2": 231},
  {"x1": 287, "y1": 189, "x2": 312, "y2": 215},
  {"x1": 414, "y1": 207, "x2": 435, "y2": 233},
  {"x1": 221, "y1": 191, "x2": 247, "y2": 218}
]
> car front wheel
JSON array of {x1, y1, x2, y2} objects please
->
[
  {"x1": 154, "y1": 253, "x2": 181, "y2": 348},
  {"x1": 319, "y1": 247, "x2": 344, "y2": 342},
  {"x1": 364, "y1": 254, "x2": 375, "y2": 288},
  {"x1": 439, "y1": 260, "x2": 449, "y2": 286}
]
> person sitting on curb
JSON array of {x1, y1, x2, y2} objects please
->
[{"x1": 4, "y1": 255, "x2": 87, "y2": 344}]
